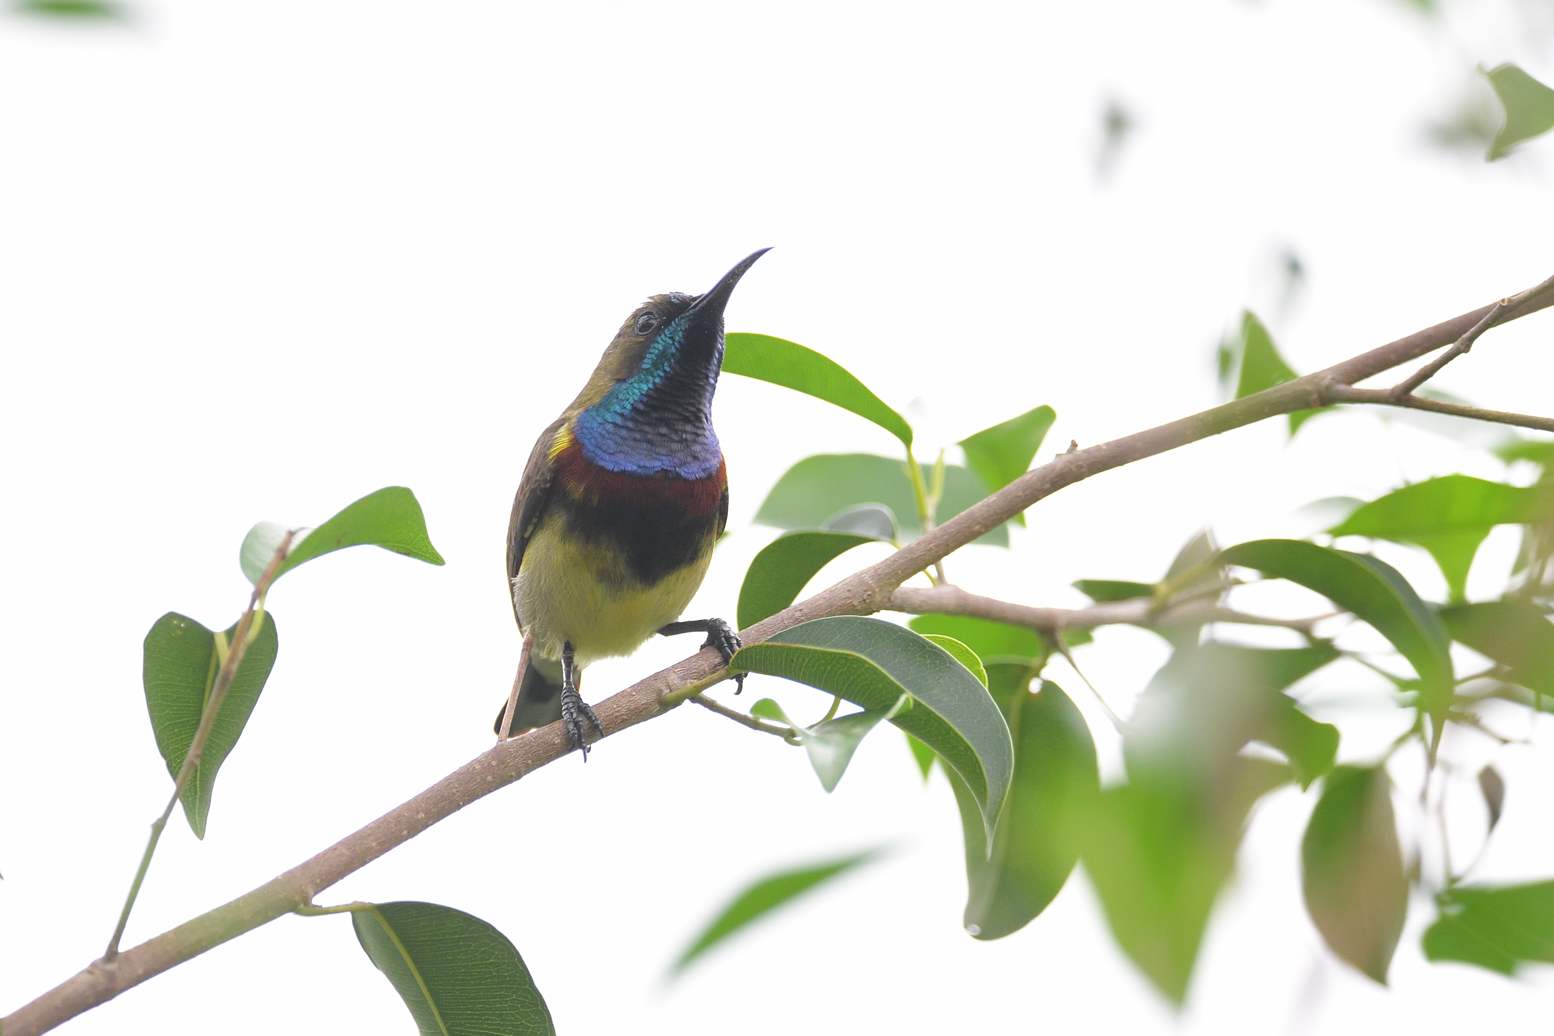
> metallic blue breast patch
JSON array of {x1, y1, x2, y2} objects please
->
[{"x1": 574, "y1": 407, "x2": 722, "y2": 478}]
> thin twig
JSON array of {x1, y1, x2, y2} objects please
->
[
  {"x1": 1050, "y1": 638, "x2": 1125, "y2": 731},
  {"x1": 1389, "y1": 273, "x2": 1554, "y2": 398},
  {"x1": 689, "y1": 694, "x2": 801, "y2": 743},
  {"x1": 102, "y1": 530, "x2": 295, "y2": 961},
  {"x1": 887, "y1": 584, "x2": 1326, "y2": 636},
  {"x1": 1323, "y1": 385, "x2": 1554, "y2": 435},
  {"x1": 7, "y1": 281, "x2": 1553, "y2": 1036}
]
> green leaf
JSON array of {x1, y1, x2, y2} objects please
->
[
  {"x1": 142, "y1": 612, "x2": 279, "y2": 838},
  {"x1": 755, "y1": 453, "x2": 1009, "y2": 546},
  {"x1": 905, "y1": 732, "x2": 936, "y2": 779},
  {"x1": 959, "y1": 404, "x2": 1056, "y2": 493},
  {"x1": 952, "y1": 676, "x2": 1099, "y2": 940},
  {"x1": 1073, "y1": 579, "x2": 1155, "y2": 603},
  {"x1": 350, "y1": 901, "x2": 554, "y2": 1035},
  {"x1": 737, "y1": 531, "x2": 880, "y2": 629},
  {"x1": 908, "y1": 613, "x2": 1045, "y2": 665},
  {"x1": 1422, "y1": 880, "x2": 1554, "y2": 974},
  {"x1": 1302, "y1": 766, "x2": 1408, "y2": 983},
  {"x1": 670, "y1": 849, "x2": 885, "y2": 976},
  {"x1": 752, "y1": 695, "x2": 909, "y2": 793},
  {"x1": 1440, "y1": 599, "x2": 1554, "y2": 700},
  {"x1": 919, "y1": 634, "x2": 988, "y2": 687},
  {"x1": 240, "y1": 486, "x2": 445, "y2": 586},
  {"x1": 733, "y1": 617, "x2": 1014, "y2": 837},
  {"x1": 1483, "y1": 63, "x2": 1554, "y2": 160},
  {"x1": 1259, "y1": 696, "x2": 1341, "y2": 789},
  {"x1": 724, "y1": 332, "x2": 912, "y2": 445},
  {"x1": 822, "y1": 502, "x2": 898, "y2": 540},
  {"x1": 1228, "y1": 311, "x2": 1318, "y2": 435},
  {"x1": 1084, "y1": 756, "x2": 1290, "y2": 1004},
  {"x1": 1331, "y1": 475, "x2": 1554, "y2": 600},
  {"x1": 1220, "y1": 540, "x2": 1453, "y2": 732}
]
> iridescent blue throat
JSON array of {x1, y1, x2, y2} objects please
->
[{"x1": 574, "y1": 314, "x2": 725, "y2": 478}]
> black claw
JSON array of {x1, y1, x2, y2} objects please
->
[
  {"x1": 559, "y1": 687, "x2": 601, "y2": 760},
  {"x1": 702, "y1": 619, "x2": 745, "y2": 694}
]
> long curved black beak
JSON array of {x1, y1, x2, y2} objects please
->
[{"x1": 688, "y1": 248, "x2": 770, "y2": 320}]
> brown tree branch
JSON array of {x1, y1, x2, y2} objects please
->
[{"x1": 5, "y1": 279, "x2": 1552, "y2": 1036}]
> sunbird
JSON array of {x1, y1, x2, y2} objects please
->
[{"x1": 494, "y1": 249, "x2": 768, "y2": 756}]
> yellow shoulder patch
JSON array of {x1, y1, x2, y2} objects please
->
[{"x1": 547, "y1": 424, "x2": 574, "y2": 461}]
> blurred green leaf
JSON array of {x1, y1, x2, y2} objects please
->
[
  {"x1": 733, "y1": 617, "x2": 1014, "y2": 837},
  {"x1": 1221, "y1": 540, "x2": 1453, "y2": 733},
  {"x1": 1158, "y1": 529, "x2": 1227, "y2": 648},
  {"x1": 1089, "y1": 635, "x2": 1302, "y2": 1001},
  {"x1": 822, "y1": 502, "x2": 899, "y2": 540},
  {"x1": 350, "y1": 901, "x2": 553, "y2": 1035},
  {"x1": 142, "y1": 612, "x2": 279, "y2": 839},
  {"x1": 1497, "y1": 438, "x2": 1554, "y2": 469},
  {"x1": 14, "y1": 0, "x2": 124, "y2": 18},
  {"x1": 909, "y1": 612, "x2": 1045, "y2": 666},
  {"x1": 1085, "y1": 756, "x2": 1290, "y2": 1003},
  {"x1": 1422, "y1": 880, "x2": 1554, "y2": 974},
  {"x1": 959, "y1": 404, "x2": 1056, "y2": 494},
  {"x1": 1483, "y1": 63, "x2": 1554, "y2": 160},
  {"x1": 952, "y1": 674, "x2": 1098, "y2": 940},
  {"x1": 1479, "y1": 765, "x2": 1506, "y2": 834},
  {"x1": 1302, "y1": 766, "x2": 1408, "y2": 984},
  {"x1": 724, "y1": 333, "x2": 912, "y2": 445},
  {"x1": 1130, "y1": 641, "x2": 1340, "y2": 788},
  {"x1": 1073, "y1": 579, "x2": 1155, "y2": 603},
  {"x1": 755, "y1": 454, "x2": 1009, "y2": 546},
  {"x1": 1228, "y1": 311, "x2": 1318, "y2": 435},
  {"x1": 737, "y1": 531, "x2": 881, "y2": 628},
  {"x1": 671, "y1": 849, "x2": 885, "y2": 976},
  {"x1": 240, "y1": 486, "x2": 445, "y2": 586},
  {"x1": 1331, "y1": 475, "x2": 1554, "y2": 600},
  {"x1": 1440, "y1": 598, "x2": 1554, "y2": 700}
]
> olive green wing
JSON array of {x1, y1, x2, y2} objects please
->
[{"x1": 506, "y1": 417, "x2": 569, "y2": 628}]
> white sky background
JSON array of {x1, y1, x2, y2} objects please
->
[{"x1": 3, "y1": 0, "x2": 1554, "y2": 1032}]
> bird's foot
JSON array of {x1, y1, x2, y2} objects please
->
[
  {"x1": 559, "y1": 686, "x2": 604, "y2": 760},
  {"x1": 701, "y1": 618, "x2": 745, "y2": 694}
]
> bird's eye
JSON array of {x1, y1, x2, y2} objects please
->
[{"x1": 634, "y1": 312, "x2": 659, "y2": 335}]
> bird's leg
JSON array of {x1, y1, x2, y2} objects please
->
[
  {"x1": 558, "y1": 641, "x2": 604, "y2": 759},
  {"x1": 658, "y1": 618, "x2": 745, "y2": 693}
]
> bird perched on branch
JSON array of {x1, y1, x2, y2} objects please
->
[{"x1": 495, "y1": 249, "x2": 767, "y2": 756}]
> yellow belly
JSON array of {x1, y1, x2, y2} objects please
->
[{"x1": 514, "y1": 511, "x2": 714, "y2": 665}]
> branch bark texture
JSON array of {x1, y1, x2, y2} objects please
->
[{"x1": 5, "y1": 282, "x2": 1552, "y2": 1035}]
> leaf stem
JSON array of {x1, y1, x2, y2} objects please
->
[
  {"x1": 904, "y1": 444, "x2": 948, "y2": 585},
  {"x1": 102, "y1": 530, "x2": 296, "y2": 961},
  {"x1": 295, "y1": 900, "x2": 373, "y2": 917},
  {"x1": 688, "y1": 694, "x2": 801, "y2": 743}
]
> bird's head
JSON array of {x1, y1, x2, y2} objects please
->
[
  {"x1": 575, "y1": 248, "x2": 769, "y2": 415},
  {"x1": 570, "y1": 248, "x2": 768, "y2": 476}
]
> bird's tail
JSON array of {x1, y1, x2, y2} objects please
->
[{"x1": 494, "y1": 651, "x2": 565, "y2": 737}]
